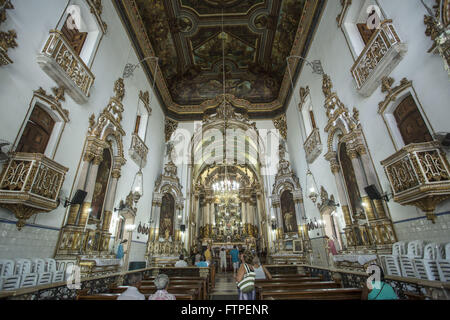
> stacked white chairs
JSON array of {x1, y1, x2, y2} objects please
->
[
  {"x1": 32, "y1": 258, "x2": 53, "y2": 285},
  {"x1": 380, "y1": 241, "x2": 406, "y2": 277},
  {"x1": 0, "y1": 259, "x2": 20, "y2": 291},
  {"x1": 399, "y1": 240, "x2": 425, "y2": 278},
  {"x1": 437, "y1": 243, "x2": 450, "y2": 282},
  {"x1": 15, "y1": 259, "x2": 38, "y2": 288},
  {"x1": 45, "y1": 258, "x2": 65, "y2": 283},
  {"x1": 413, "y1": 243, "x2": 443, "y2": 281}
]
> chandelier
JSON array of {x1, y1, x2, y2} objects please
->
[{"x1": 213, "y1": 179, "x2": 240, "y2": 193}]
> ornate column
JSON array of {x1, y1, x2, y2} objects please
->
[
  {"x1": 294, "y1": 198, "x2": 306, "y2": 238},
  {"x1": 78, "y1": 154, "x2": 103, "y2": 227},
  {"x1": 273, "y1": 203, "x2": 282, "y2": 239},
  {"x1": 347, "y1": 147, "x2": 376, "y2": 221},
  {"x1": 357, "y1": 145, "x2": 387, "y2": 219},
  {"x1": 102, "y1": 168, "x2": 120, "y2": 232},
  {"x1": 151, "y1": 200, "x2": 162, "y2": 241},
  {"x1": 67, "y1": 153, "x2": 92, "y2": 225}
]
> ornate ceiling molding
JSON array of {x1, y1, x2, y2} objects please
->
[{"x1": 113, "y1": 0, "x2": 326, "y2": 119}]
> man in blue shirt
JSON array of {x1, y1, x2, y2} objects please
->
[{"x1": 230, "y1": 245, "x2": 240, "y2": 275}]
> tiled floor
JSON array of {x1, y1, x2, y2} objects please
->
[{"x1": 210, "y1": 272, "x2": 239, "y2": 300}]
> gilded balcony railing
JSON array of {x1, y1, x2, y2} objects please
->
[
  {"x1": 129, "y1": 133, "x2": 149, "y2": 167},
  {"x1": 381, "y1": 141, "x2": 450, "y2": 222},
  {"x1": 37, "y1": 30, "x2": 95, "y2": 104},
  {"x1": 0, "y1": 152, "x2": 68, "y2": 229},
  {"x1": 303, "y1": 128, "x2": 322, "y2": 164},
  {"x1": 351, "y1": 20, "x2": 407, "y2": 97}
]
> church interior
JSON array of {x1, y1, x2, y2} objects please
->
[{"x1": 0, "y1": 0, "x2": 450, "y2": 302}]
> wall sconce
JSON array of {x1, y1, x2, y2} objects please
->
[{"x1": 306, "y1": 170, "x2": 319, "y2": 203}]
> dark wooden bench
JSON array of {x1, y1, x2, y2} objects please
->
[
  {"x1": 139, "y1": 284, "x2": 204, "y2": 300},
  {"x1": 255, "y1": 281, "x2": 341, "y2": 300},
  {"x1": 141, "y1": 280, "x2": 206, "y2": 299},
  {"x1": 143, "y1": 277, "x2": 208, "y2": 296},
  {"x1": 256, "y1": 276, "x2": 323, "y2": 284},
  {"x1": 109, "y1": 286, "x2": 198, "y2": 299},
  {"x1": 261, "y1": 288, "x2": 363, "y2": 300},
  {"x1": 76, "y1": 293, "x2": 194, "y2": 300},
  {"x1": 271, "y1": 274, "x2": 310, "y2": 278}
]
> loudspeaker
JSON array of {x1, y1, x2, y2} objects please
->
[
  {"x1": 365, "y1": 185, "x2": 382, "y2": 200},
  {"x1": 64, "y1": 189, "x2": 87, "y2": 207},
  {"x1": 180, "y1": 224, "x2": 186, "y2": 232}
]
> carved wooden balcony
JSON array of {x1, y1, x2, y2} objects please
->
[
  {"x1": 0, "y1": 153, "x2": 68, "y2": 229},
  {"x1": 351, "y1": 20, "x2": 407, "y2": 97},
  {"x1": 129, "y1": 133, "x2": 148, "y2": 167},
  {"x1": 381, "y1": 141, "x2": 450, "y2": 222},
  {"x1": 37, "y1": 30, "x2": 95, "y2": 104},
  {"x1": 304, "y1": 128, "x2": 322, "y2": 164}
]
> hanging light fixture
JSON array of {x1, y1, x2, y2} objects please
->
[{"x1": 306, "y1": 170, "x2": 319, "y2": 203}]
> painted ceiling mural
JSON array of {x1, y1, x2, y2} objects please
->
[{"x1": 116, "y1": 0, "x2": 325, "y2": 119}]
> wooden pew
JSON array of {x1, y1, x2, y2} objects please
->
[
  {"x1": 140, "y1": 284, "x2": 204, "y2": 300},
  {"x1": 271, "y1": 274, "x2": 310, "y2": 278},
  {"x1": 143, "y1": 277, "x2": 208, "y2": 296},
  {"x1": 77, "y1": 293, "x2": 194, "y2": 300},
  {"x1": 109, "y1": 286, "x2": 198, "y2": 300},
  {"x1": 261, "y1": 288, "x2": 363, "y2": 300},
  {"x1": 141, "y1": 280, "x2": 206, "y2": 299},
  {"x1": 255, "y1": 281, "x2": 341, "y2": 300},
  {"x1": 256, "y1": 276, "x2": 323, "y2": 284}
]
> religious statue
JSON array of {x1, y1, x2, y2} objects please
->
[{"x1": 284, "y1": 211, "x2": 295, "y2": 233}]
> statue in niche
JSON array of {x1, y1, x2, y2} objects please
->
[
  {"x1": 281, "y1": 190, "x2": 297, "y2": 233},
  {"x1": 160, "y1": 193, "x2": 175, "y2": 241}
]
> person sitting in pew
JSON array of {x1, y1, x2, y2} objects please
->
[
  {"x1": 195, "y1": 255, "x2": 209, "y2": 267},
  {"x1": 362, "y1": 264, "x2": 399, "y2": 300},
  {"x1": 117, "y1": 273, "x2": 145, "y2": 300},
  {"x1": 252, "y1": 257, "x2": 272, "y2": 280},
  {"x1": 148, "y1": 274, "x2": 176, "y2": 300},
  {"x1": 175, "y1": 254, "x2": 188, "y2": 268}
]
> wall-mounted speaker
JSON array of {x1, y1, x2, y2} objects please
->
[
  {"x1": 180, "y1": 224, "x2": 186, "y2": 232},
  {"x1": 64, "y1": 189, "x2": 87, "y2": 207}
]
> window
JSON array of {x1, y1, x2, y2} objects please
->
[
  {"x1": 56, "y1": 0, "x2": 105, "y2": 67},
  {"x1": 341, "y1": 0, "x2": 385, "y2": 58},
  {"x1": 16, "y1": 105, "x2": 55, "y2": 154},
  {"x1": 394, "y1": 95, "x2": 433, "y2": 146},
  {"x1": 61, "y1": 14, "x2": 88, "y2": 56},
  {"x1": 299, "y1": 88, "x2": 317, "y2": 138},
  {"x1": 14, "y1": 89, "x2": 69, "y2": 158}
]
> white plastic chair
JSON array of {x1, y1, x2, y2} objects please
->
[
  {"x1": 0, "y1": 275, "x2": 21, "y2": 291},
  {"x1": 33, "y1": 259, "x2": 52, "y2": 285},
  {"x1": 399, "y1": 240, "x2": 425, "y2": 278},
  {"x1": 45, "y1": 258, "x2": 65, "y2": 283},
  {"x1": 14, "y1": 259, "x2": 32, "y2": 275},
  {"x1": 19, "y1": 273, "x2": 38, "y2": 288},
  {"x1": 0, "y1": 259, "x2": 15, "y2": 277},
  {"x1": 437, "y1": 243, "x2": 450, "y2": 282},
  {"x1": 380, "y1": 241, "x2": 406, "y2": 277},
  {"x1": 413, "y1": 243, "x2": 442, "y2": 281}
]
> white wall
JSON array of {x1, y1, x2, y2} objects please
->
[
  {"x1": 0, "y1": 0, "x2": 166, "y2": 261},
  {"x1": 285, "y1": 0, "x2": 450, "y2": 248}
]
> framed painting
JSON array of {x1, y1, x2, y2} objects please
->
[{"x1": 293, "y1": 239, "x2": 303, "y2": 253}]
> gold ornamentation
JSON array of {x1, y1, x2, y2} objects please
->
[
  {"x1": 304, "y1": 128, "x2": 322, "y2": 164},
  {"x1": 299, "y1": 86, "x2": 310, "y2": 105},
  {"x1": 336, "y1": 0, "x2": 352, "y2": 27},
  {"x1": 86, "y1": 0, "x2": 107, "y2": 33},
  {"x1": 129, "y1": 133, "x2": 148, "y2": 167},
  {"x1": 34, "y1": 87, "x2": 70, "y2": 122},
  {"x1": 0, "y1": 153, "x2": 68, "y2": 230},
  {"x1": 378, "y1": 77, "x2": 412, "y2": 113},
  {"x1": 114, "y1": 78, "x2": 125, "y2": 102},
  {"x1": 381, "y1": 141, "x2": 450, "y2": 222},
  {"x1": 273, "y1": 114, "x2": 287, "y2": 140},
  {"x1": 38, "y1": 30, "x2": 95, "y2": 102},
  {"x1": 165, "y1": 118, "x2": 178, "y2": 142},
  {"x1": 0, "y1": 29, "x2": 17, "y2": 66},
  {"x1": 351, "y1": 20, "x2": 404, "y2": 92},
  {"x1": 322, "y1": 74, "x2": 333, "y2": 98}
]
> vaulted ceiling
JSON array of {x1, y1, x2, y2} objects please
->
[{"x1": 114, "y1": 0, "x2": 326, "y2": 120}]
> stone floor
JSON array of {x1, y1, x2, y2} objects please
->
[{"x1": 209, "y1": 271, "x2": 239, "y2": 300}]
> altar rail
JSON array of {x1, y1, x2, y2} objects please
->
[
  {"x1": 302, "y1": 265, "x2": 450, "y2": 300},
  {"x1": 0, "y1": 266, "x2": 211, "y2": 300}
]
